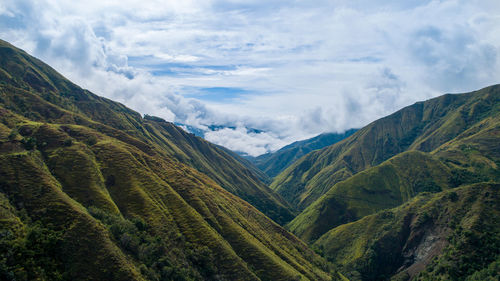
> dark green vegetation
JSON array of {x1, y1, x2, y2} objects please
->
[
  {"x1": 314, "y1": 183, "x2": 500, "y2": 281},
  {"x1": 0, "y1": 39, "x2": 330, "y2": 280},
  {"x1": 248, "y1": 129, "x2": 357, "y2": 178}
]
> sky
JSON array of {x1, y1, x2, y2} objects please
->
[{"x1": 1, "y1": 0, "x2": 499, "y2": 156}]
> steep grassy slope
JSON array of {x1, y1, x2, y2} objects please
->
[
  {"x1": 288, "y1": 151, "x2": 454, "y2": 242},
  {"x1": 249, "y1": 129, "x2": 357, "y2": 178},
  {"x1": 272, "y1": 85, "x2": 500, "y2": 210},
  {"x1": 313, "y1": 183, "x2": 500, "y2": 281},
  {"x1": 216, "y1": 144, "x2": 271, "y2": 184},
  {"x1": 288, "y1": 92, "x2": 500, "y2": 242},
  {"x1": 139, "y1": 118, "x2": 293, "y2": 223},
  {"x1": 0, "y1": 39, "x2": 293, "y2": 225},
  {"x1": 0, "y1": 39, "x2": 329, "y2": 280}
]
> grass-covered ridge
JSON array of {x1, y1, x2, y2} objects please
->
[
  {"x1": 248, "y1": 129, "x2": 357, "y2": 178},
  {"x1": 288, "y1": 151, "x2": 453, "y2": 242},
  {"x1": 288, "y1": 90, "x2": 500, "y2": 242},
  {"x1": 0, "y1": 39, "x2": 330, "y2": 280},
  {"x1": 271, "y1": 84, "x2": 500, "y2": 211},
  {"x1": 0, "y1": 38, "x2": 294, "y2": 225}
]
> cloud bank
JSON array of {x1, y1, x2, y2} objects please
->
[{"x1": 1, "y1": 0, "x2": 499, "y2": 156}]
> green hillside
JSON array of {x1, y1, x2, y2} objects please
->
[
  {"x1": 288, "y1": 86, "x2": 500, "y2": 242},
  {"x1": 0, "y1": 39, "x2": 294, "y2": 225},
  {"x1": 138, "y1": 118, "x2": 294, "y2": 224},
  {"x1": 271, "y1": 85, "x2": 500, "y2": 211},
  {"x1": 0, "y1": 39, "x2": 329, "y2": 280},
  {"x1": 249, "y1": 129, "x2": 357, "y2": 178},
  {"x1": 313, "y1": 182, "x2": 500, "y2": 281},
  {"x1": 1, "y1": 36, "x2": 499, "y2": 281},
  {"x1": 216, "y1": 144, "x2": 272, "y2": 184},
  {"x1": 288, "y1": 151, "x2": 452, "y2": 242}
]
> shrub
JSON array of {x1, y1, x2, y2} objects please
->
[
  {"x1": 21, "y1": 137, "x2": 36, "y2": 150},
  {"x1": 447, "y1": 191, "x2": 459, "y2": 202},
  {"x1": 63, "y1": 138, "x2": 73, "y2": 146},
  {"x1": 86, "y1": 135, "x2": 98, "y2": 146},
  {"x1": 0, "y1": 222, "x2": 64, "y2": 281},
  {"x1": 87, "y1": 206, "x2": 211, "y2": 280},
  {"x1": 7, "y1": 129, "x2": 19, "y2": 141}
]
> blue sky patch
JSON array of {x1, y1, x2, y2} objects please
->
[{"x1": 183, "y1": 87, "x2": 252, "y2": 102}]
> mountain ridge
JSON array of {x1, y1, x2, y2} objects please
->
[
  {"x1": 1, "y1": 37, "x2": 499, "y2": 281},
  {"x1": 271, "y1": 85, "x2": 500, "y2": 211},
  {"x1": 0, "y1": 38, "x2": 329, "y2": 280},
  {"x1": 0, "y1": 38, "x2": 294, "y2": 225},
  {"x1": 286, "y1": 85, "x2": 500, "y2": 242},
  {"x1": 248, "y1": 129, "x2": 357, "y2": 178}
]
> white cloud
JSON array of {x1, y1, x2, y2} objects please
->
[
  {"x1": 204, "y1": 126, "x2": 291, "y2": 156},
  {"x1": 1, "y1": 0, "x2": 499, "y2": 156}
]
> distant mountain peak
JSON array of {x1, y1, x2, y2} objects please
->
[{"x1": 248, "y1": 129, "x2": 358, "y2": 178}]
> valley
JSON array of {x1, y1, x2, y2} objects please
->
[{"x1": 0, "y1": 38, "x2": 499, "y2": 281}]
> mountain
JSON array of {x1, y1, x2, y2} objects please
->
[
  {"x1": 271, "y1": 85, "x2": 500, "y2": 211},
  {"x1": 0, "y1": 39, "x2": 294, "y2": 226},
  {"x1": 248, "y1": 130, "x2": 357, "y2": 178},
  {"x1": 175, "y1": 124, "x2": 265, "y2": 140},
  {"x1": 0, "y1": 39, "x2": 330, "y2": 280},
  {"x1": 284, "y1": 85, "x2": 500, "y2": 280},
  {"x1": 141, "y1": 116, "x2": 293, "y2": 224},
  {"x1": 2, "y1": 37, "x2": 498, "y2": 281},
  {"x1": 313, "y1": 182, "x2": 500, "y2": 280},
  {"x1": 174, "y1": 123, "x2": 266, "y2": 157},
  {"x1": 287, "y1": 85, "x2": 500, "y2": 242},
  {"x1": 216, "y1": 144, "x2": 272, "y2": 184}
]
